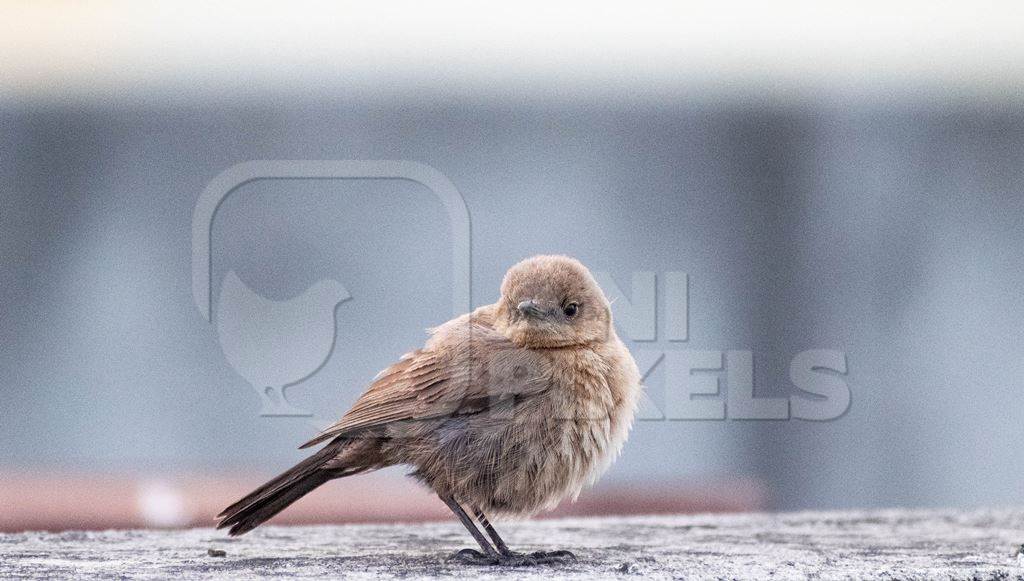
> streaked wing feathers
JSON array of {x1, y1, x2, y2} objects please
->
[{"x1": 300, "y1": 318, "x2": 550, "y2": 449}]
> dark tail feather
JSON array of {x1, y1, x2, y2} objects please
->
[
  {"x1": 219, "y1": 471, "x2": 331, "y2": 536},
  {"x1": 216, "y1": 442, "x2": 343, "y2": 535}
]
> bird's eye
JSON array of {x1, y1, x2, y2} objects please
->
[{"x1": 563, "y1": 302, "x2": 579, "y2": 318}]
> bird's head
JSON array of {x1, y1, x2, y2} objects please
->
[{"x1": 494, "y1": 255, "x2": 612, "y2": 349}]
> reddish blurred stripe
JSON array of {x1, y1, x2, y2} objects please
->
[{"x1": 0, "y1": 471, "x2": 765, "y2": 532}]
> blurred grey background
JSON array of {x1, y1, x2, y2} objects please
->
[{"x1": 2, "y1": 1, "x2": 1023, "y2": 528}]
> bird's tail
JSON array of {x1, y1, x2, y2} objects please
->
[{"x1": 216, "y1": 442, "x2": 344, "y2": 536}]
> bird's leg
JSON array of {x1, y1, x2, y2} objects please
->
[
  {"x1": 441, "y1": 495, "x2": 500, "y2": 565},
  {"x1": 472, "y1": 508, "x2": 512, "y2": 556},
  {"x1": 472, "y1": 507, "x2": 577, "y2": 566}
]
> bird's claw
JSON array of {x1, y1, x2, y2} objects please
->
[{"x1": 448, "y1": 548, "x2": 576, "y2": 567}]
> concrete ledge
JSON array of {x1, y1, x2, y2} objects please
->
[{"x1": 3, "y1": 509, "x2": 1023, "y2": 579}]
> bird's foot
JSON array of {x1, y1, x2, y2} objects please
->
[
  {"x1": 448, "y1": 548, "x2": 498, "y2": 566},
  {"x1": 448, "y1": 548, "x2": 576, "y2": 567}
]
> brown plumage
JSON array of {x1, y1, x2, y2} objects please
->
[{"x1": 217, "y1": 255, "x2": 642, "y2": 564}]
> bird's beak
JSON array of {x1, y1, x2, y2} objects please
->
[{"x1": 517, "y1": 299, "x2": 546, "y2": 319}]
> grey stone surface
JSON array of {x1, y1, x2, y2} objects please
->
[{"x1": 3, "y1": 509, "x2": 1024, "y2": 580}]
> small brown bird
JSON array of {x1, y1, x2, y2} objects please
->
[{"x1": 217, "y1": 255, "x2": 642, "y2": 565}]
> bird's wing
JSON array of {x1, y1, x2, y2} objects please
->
[{"x1": 300, "y1": 316, "x2": 551, "y2": 449}]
